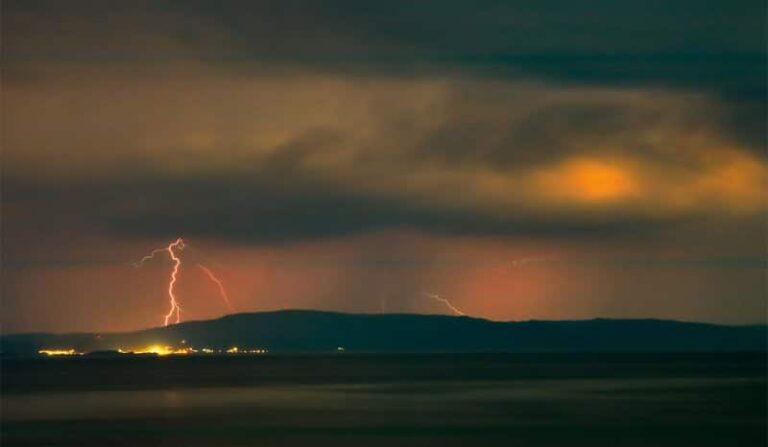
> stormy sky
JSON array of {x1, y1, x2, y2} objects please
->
[{"x1": 2, "y1": 0, "x2": 766, "y2": 332}]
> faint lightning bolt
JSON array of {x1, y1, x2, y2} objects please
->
[
  {"x1": 424, "y1": 293, "x2": 466, "y2": 316},
  {"x1": 132, "y1": 247, "x2": 169, "y2": 268},
  {"x1": 197, "y1": 264, "x2": 235, "y2": 313},
  {"x1": 510, "y1": 256, "x2": 553, "y2": 268},
  {"x1": 134, "y1": 238, "x2": 185, "y2": 326}
]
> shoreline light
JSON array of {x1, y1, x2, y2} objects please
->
[{"x1": 38, "y1": 349, "x2": 81, "y2": 356}]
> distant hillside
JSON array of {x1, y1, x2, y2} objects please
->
[{"x1": 2, "y1": 310, "x2": 765, "y2": 355}]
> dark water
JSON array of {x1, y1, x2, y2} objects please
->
[{"x1": 2, "y1": 353, "x2": 765, "y2": 446}]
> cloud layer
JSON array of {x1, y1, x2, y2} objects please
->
[
  {"x1": 2, "y1": 0, "x2": 765, "y2": 331},
  {"x1": 5, "y1": 66, "x2": 765, "y2": 241}
]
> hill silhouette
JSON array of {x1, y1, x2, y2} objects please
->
[{"x1": 2, "y1": 310, "x2": 765, "y2": 355}]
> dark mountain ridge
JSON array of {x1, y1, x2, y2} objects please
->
[{"x1": 2, "y1": 310, "x2": 765, "y2": 355}]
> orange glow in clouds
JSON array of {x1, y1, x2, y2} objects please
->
[{"x1": 534, "y1": 158, "x2": 640, "y2": 204}]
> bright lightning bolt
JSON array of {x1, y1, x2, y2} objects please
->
[
  {"x1": 134, "y1": 238, "x2": 185, "y2": 326},
  {"x1": 424, "y1": 293, "x2": 466, "y2": 316},
  {"x1": 135, "y1": 238, "x2": 237, "y2": 327},
  {"x1": 197, "y1": 264, "x2": 235, "y2": 313},
  {"x1": 164, "y1": 238, "x2": 185, "y2": 326}
]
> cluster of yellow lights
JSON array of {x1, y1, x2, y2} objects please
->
[
  {"x1": 129, "y1": 345, "x2": 270, "y2": 356},
  {"x1": 38, "y1": 349, "x2": 82, "y2": 356},
  {"x1": 39, "y1": 345, "x2": 269, "y2": 357},
  {"x1": 131, "y1": 345, "x2": 211, "y2": 356},
  {"x1": 124, "y1": 345, "x2": 268, "y2": 356},
  {"x1": 226, "y1": 347, "x2": 268, "y2": 354}
]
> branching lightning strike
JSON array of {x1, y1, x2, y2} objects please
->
[
  {"x1": 134, "y1": 237, "x2": 186, "y2": 326},
  {"x1": 134, "y1": 238, "x2": 234, "y2": 327}
]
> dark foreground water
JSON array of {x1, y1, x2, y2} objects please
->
[{"x1": 2, "y1": 353, "x2": 765, "y2": 446}]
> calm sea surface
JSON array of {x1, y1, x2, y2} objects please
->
[{"x1": 2, "y1": 353, "x2": 765, "y2": 446}]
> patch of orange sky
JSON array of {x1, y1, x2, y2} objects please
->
[{"x1": 4, "y1": 229, "x2": 764, "y2": 333}]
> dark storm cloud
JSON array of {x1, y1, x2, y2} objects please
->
[
  {"x1": 6, "y1": 0, "x2": 764, "y2": 85},
  {"x1": 2, "y1": 0, "x2": 765, "y2": 243},
  {"x1": 4, "y1": 173, "x2": 673, "y2": 245},
  {"x1": 203, "y1": 0, "x2": 768, "y2": 147},
  {"x1": 5, "y1": 0, "x2": 764, "y2": 147}
]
